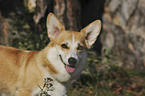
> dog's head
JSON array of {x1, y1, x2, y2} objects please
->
[{"x1": 46, "y1": 13, "x2": 101, "y2": 73}]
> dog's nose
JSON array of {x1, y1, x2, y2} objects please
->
[{"x1": 68, "y1": 57, "x2": 77, "y2": 65}]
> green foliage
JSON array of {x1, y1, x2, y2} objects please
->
[
  {"x1": 38, "y1": 78, "x2": 53, "y2": 96},
  {"x1": 7, "y1": 1, "x2": 49, "y2": 50}
]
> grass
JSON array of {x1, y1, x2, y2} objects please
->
[{"x1": 67, "y1": 51, "x2": 145, "y2": 96}]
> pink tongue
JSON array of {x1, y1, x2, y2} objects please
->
[{"x1": 66, "y1": 65, "x2": 75, "y2": 73}]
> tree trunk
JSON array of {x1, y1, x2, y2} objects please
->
[
  {"x1": 0, "y1": 17, "x2": 9, "y2": 46},
  {"x1": 102, "y1": 0, "x2": 145, "y2": 70},
  {"x1": 0, "y1": 0, "x2": 16, "y2": 46},
  {"x1": 54, "y1": 0, "x2": 81, "y2": 31},
  {"x1": 80, "y1": 0, "x2": 105, "y2": 54}
]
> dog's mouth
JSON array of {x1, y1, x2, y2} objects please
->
[{"x1": 59, "y1": 55, "x2": 75, "y2": 73}]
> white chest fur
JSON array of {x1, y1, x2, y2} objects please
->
[{"x1": 32, "y1": 79, "x2": 66, "y2": 96}]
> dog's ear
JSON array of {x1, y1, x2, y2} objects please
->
[
  {"x1": 46, "y1": 13, "x2": 65, "y2": 40},
  {"x1": 81, "y1": 20, "x2": 101, "y2": 49}
]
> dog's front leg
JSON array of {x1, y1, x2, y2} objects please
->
[
  {"x1": 49, "y1": 81, "x2": 67, "y2": 96},
  {"x1": 15, "y1": 88, "x2": 31, "y2": 96}
]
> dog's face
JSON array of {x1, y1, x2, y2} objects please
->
[
  {"x1": 54, "y1": 31, "x2": 86, "y2": 73},
  {"x1": 46, "y1": 13, "x2": 101, "y2": 73}
]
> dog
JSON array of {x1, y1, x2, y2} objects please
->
[{"x1": 0, "y1": 13, "x2": 101, "y2": 96}]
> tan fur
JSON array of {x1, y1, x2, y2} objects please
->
[
  {"x1": 0, "y1": 31, "x2": 86, "y2": 95},
  {"x1": 0, "y1": 13, "x2": 101, "y2": 96},
  {"x1": 0, "y1": 45, "x2": 58, "y2": 95}
]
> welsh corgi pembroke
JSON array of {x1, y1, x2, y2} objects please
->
[{"x1": 0, "y1": 13, "x2": 101, "y2": 96}]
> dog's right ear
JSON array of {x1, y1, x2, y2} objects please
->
[{"x1": 46, "y1": 13, "x2": 65, "y2": 40}]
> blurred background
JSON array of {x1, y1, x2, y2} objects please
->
[{"x1": 0, "y1": 0, "x2": 145, "y2": 95}]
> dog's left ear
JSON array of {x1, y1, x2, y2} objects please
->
[
  {"x1": 46, "y1": 13, "x2": 65, "y2": 40},
  {"x1": 81, "y1": 20, "x2": 101, "y2": 49}
]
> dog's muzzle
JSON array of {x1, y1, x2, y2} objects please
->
[
  {"x1": 59, "y1": 54, "x2": 66, "y2": 65},
  {"x1": 68, "y1": 57, "x2": 77, "y2": 68},
  {"x1": 59, "y1": 55, "x2": 76, "y2": 73}
]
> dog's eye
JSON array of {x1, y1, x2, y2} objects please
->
[
  {"x1": 61, "y1": 44, "x2": 69, "y2": 49},
  {"x1": 77, "y1": 45, "x2": 84, "y2": 50}
]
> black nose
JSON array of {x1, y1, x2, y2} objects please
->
[{"x1": 68, "y1": 57, "x2": 77, "y2": 66}]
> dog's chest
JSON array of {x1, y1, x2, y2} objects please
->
[{"x1": 32, "y1": 79, "x2": 66, "y2": 96}]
